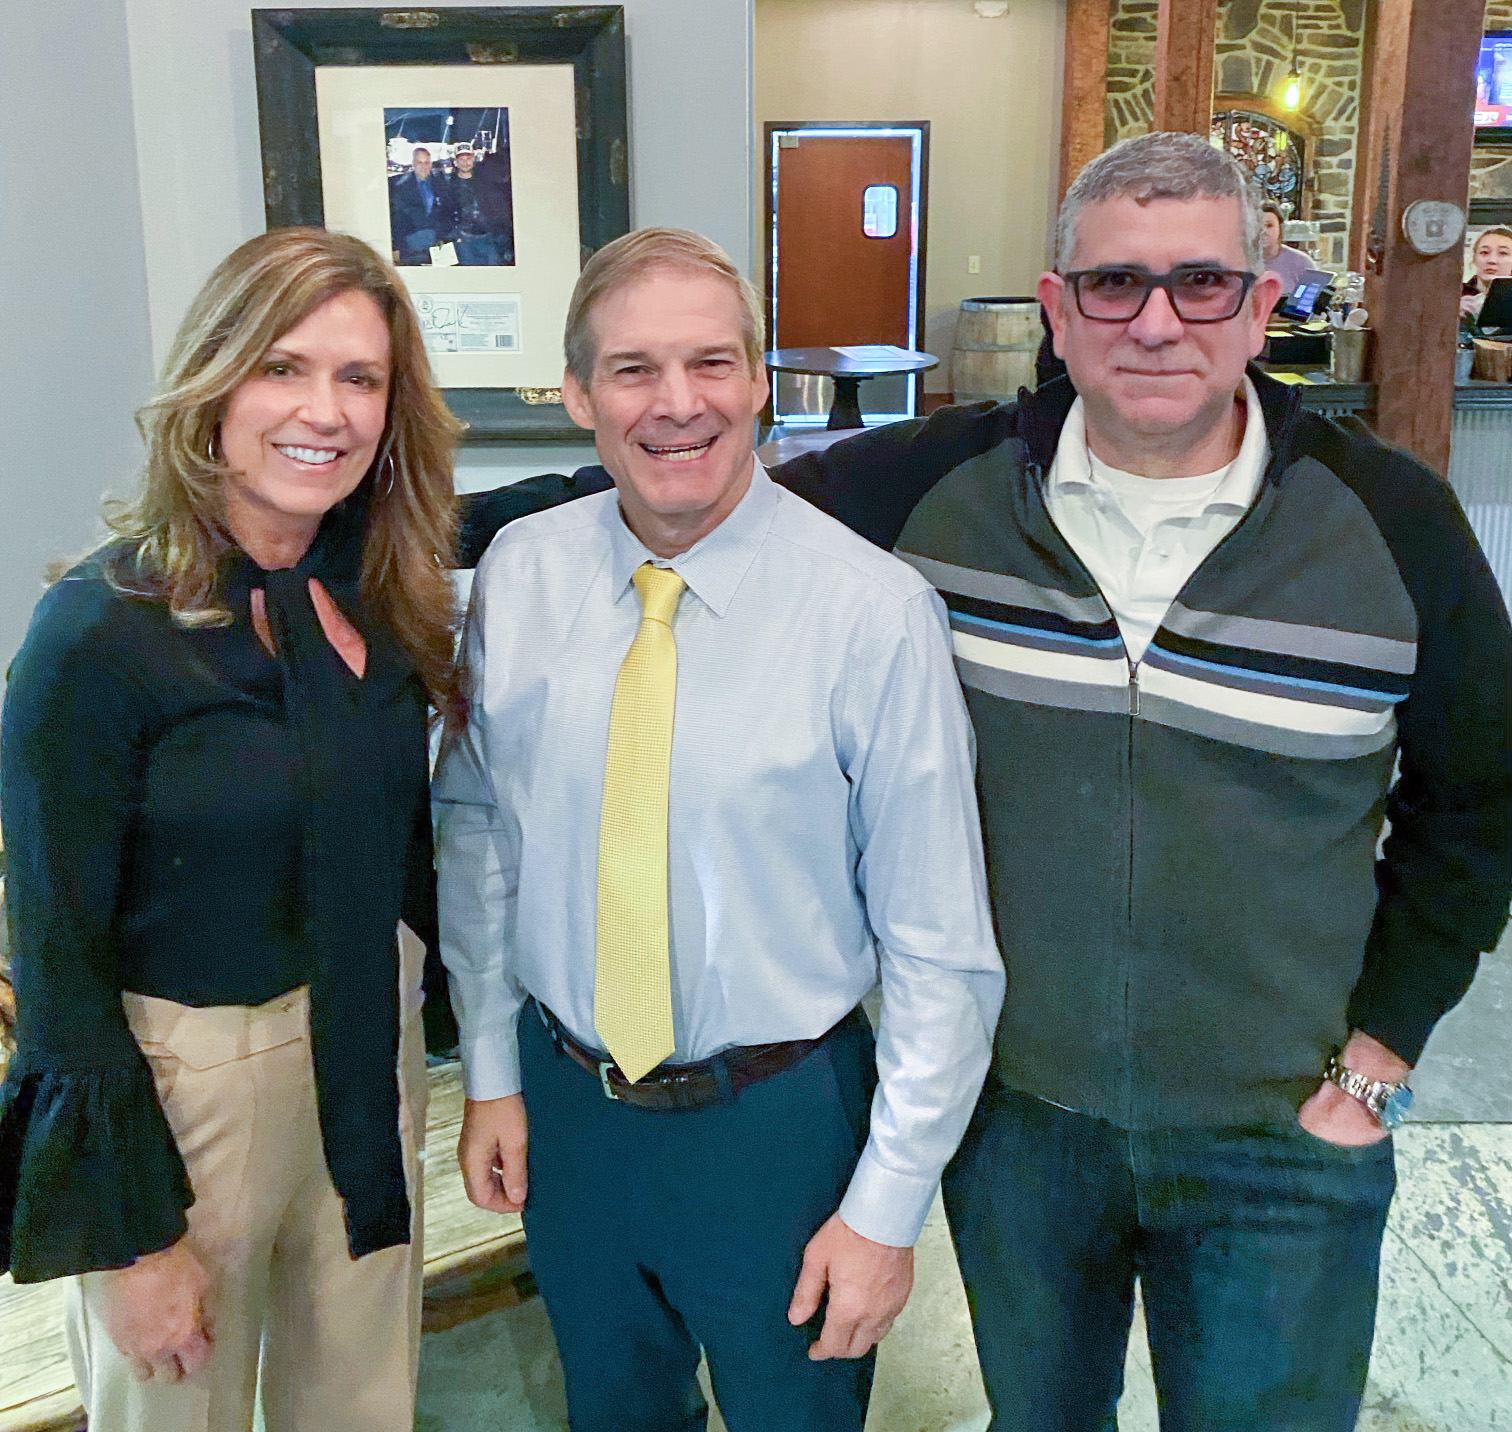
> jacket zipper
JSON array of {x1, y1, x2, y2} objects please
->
[
  {"x1": 1030, "y1": 457, "x2": 1142, "y2": 1097},
  {"x1": 1022, "y1": 376, "x2": 1302, "y2": 1121},
  {"x1": 1125, "y1": 674, "x2": 1137, "y2": 1117}
]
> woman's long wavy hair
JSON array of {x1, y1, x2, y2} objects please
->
[{"x1": 105, "y1": 227, "x2": 463, "y2": 715}]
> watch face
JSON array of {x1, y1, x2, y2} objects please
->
[{"x1": 1379, "y1": 1084, "x2": 1414, "y2": 1130}]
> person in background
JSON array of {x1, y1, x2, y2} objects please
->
[
  {"x1": 434, "y1": 227, "x2": 1003, "y2": 1432},
  {"x1": 0, "y1": 227, "x2": 461, "y2": 1432},
  {"x1": 389, "y1": 147, "x2": 454, "y2": 267},
  {"x1": 1260, "y1": 200, "x2": 1315, "y2": 296},
  {"x1": 1460, "y1": 225, "x2": 1512, "y2": 321},
  {"x1": 447, "y1": 144, "x2": 516, "y2": 266}
]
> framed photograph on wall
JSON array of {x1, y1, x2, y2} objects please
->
[{"x1": 252, "y1": 6, "x2": 629, "y2": 440}]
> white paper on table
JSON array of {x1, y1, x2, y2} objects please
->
[{"x1": 832, "y1": 344, "x2": 915, "y2": 360}]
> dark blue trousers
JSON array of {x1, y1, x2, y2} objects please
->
[
  {"x1": 942, "y1": 1082, "x2": 1397, "y2": 1432},
  {"x1": 518, "y1": 1005, "x2": 878, "y2": 1432},
  {"x1": 454, "y1": 234, "x2": 502, "y2": 265}
]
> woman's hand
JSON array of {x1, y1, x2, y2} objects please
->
[
  {"x1": 97, "y1": 1238, "x2": 213, "y2": 1382},
  {"x1": 1461, "y1": 290, "x2": 1485, "y2": 320}
]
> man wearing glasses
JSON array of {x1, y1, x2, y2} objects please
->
[
  {"x1": 766, "y1": 132, "x2": 1511, "y2": 1430},
  {"x1": 452, "y1": 132, "x2": 1510, "y2": 1430}
]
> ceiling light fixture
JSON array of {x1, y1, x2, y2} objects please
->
[{"x1": 1282, "y1": 0, "x2": 1303, "y2": 110}]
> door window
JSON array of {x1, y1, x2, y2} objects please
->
[{"x1": 862, "y1": 185, "x2": 898, "y2": 239}]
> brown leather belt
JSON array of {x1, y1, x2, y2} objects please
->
[{"x1": 537, "y1": 1003, "x2": 844, "y2": 1110}]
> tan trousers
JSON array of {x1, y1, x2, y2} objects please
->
[{"x1": 66, "y1": 943, "x2": 428, "y2": 1432}]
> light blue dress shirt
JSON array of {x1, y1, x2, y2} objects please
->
[{"x1": 433, "y1": 462, "x2": 1004, "y2": 1247}]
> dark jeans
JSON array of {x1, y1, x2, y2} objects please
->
[
  {"x1": 942, "y1": 1082, "x2": 1396, "y2": 1432},
  {"x1": 518, "y1": 1004, "x2": 878, "y2": 1432},
  {"x1": 454, "y1": 233, "x2": 502, "y2": 265},
  {"x1": 396, "y1": 226, "x2": 438, "y2": 265}
]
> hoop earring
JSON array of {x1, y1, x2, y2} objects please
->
[
  {"x1": 375, "y1": 451, "x2": 397, "y2": 499},
  {"x1": 206, "y1": 429, "x2": 221, "y2": 465}
]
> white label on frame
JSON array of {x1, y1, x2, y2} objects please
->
[{"x1": 414, "y1": 293, "x2": 523, "y2": 354}]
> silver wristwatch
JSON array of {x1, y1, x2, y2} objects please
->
[{"x1": 1324, "y1": 1056, "x2": 1414, "y2": 1130}]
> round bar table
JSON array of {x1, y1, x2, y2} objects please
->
[{"x1": 763, "y1": 346, "x2": 939, "y2": 430}]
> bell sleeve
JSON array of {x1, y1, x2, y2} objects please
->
[{"x1": 0, "y1": 577, "x2": 192, "y2": 1283}]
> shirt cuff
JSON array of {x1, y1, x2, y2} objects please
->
[
  {"x1": 836, "y1": 1144, "x2": 939, "y2": 1248},
  {"x1": 459, "y1": 1027, "x2": 523, "y2": 1101}
]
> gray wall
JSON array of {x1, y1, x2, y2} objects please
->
[
  {"x1": 124, "y1": 0, "x2": 756, "y2": 365},
  {"x1": 0, "y1": 0, "x2": 755, "y2": 674},
  {"x1": 0, "y1": 0, "x2": 156, "y2": 675}
]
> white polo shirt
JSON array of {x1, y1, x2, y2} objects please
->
[{"x1": 1044, "y1": 378, "x2": 1271, "y2": 663}]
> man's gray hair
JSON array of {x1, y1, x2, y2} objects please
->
[{"x1": 1056, "y1": 132, "x2": 1264, "y2": 273}]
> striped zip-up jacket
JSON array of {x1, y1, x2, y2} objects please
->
[{"x1": 777, "y1": 367, "x2": 1512, "y2": 1129}]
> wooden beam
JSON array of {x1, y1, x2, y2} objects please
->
[
  {"x1": 1362, "y1": 0, "x2": 1487, "y2": 474},
  {"x1": 1347, "y1": 0, "x2": 1382, "y2": 274},
  {"x1": 1153, "y1": 0, "x2": 1217, "y2": 135},
  {"x1": 1060, "y1": 0, "x2": 1110, "y2": 199}
]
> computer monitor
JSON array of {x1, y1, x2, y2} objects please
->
[
  {"x1": 1275, "y1": 269, "x2": 1334, "y2": 321},
  {"x1": 1476, "y1": 275, "x2": 1512, "y2": 334}
]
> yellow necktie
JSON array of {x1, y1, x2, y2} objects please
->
[{"x1": 595, "y1": 563, "x2": 686, "y2": 1082}]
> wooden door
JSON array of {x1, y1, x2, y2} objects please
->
[{"x1": 766, "y1": 124, "x2": 928, "y2": 420}]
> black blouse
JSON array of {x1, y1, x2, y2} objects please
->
[{"x1": 0, "y1": 502, "x2": 435, "y2": 1282}]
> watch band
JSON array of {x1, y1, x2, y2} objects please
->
[{"x1": 1324, "y1": 1055, "x2": 1410, "y2": 1124}]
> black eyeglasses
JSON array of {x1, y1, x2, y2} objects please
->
[{"x1": 1064, "y1": 266, "x2": 1258, "y2": 323}]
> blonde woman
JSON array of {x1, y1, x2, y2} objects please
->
[
  {"x1": 0, "y1": 228, "x2": 460, "y2": 1432},
  {"x1": 1460, "y1": 225, "x2": 1512, "y2": 319}
]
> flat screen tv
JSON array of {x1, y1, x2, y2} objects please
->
[{"x1": 1475, "y1": 34, "x2": 1512, "y2": 142}]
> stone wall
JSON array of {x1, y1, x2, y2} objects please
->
[
  {"x1": 1103, "y1": 0, "x2": 1156, "y2": 141},
  {"x1": 1105, "y1": 0, "x2": 1365, "y2": 267},
  {"x1": 1104, "y1": 2, "x2": 1512, "y2": 255}
]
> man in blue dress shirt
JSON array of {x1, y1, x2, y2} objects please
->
[{"x1": 433, "y1": 228, "x2": 1004, "y2": 1432}]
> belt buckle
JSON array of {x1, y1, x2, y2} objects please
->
[{"x1": 598, "y1": 1060, "x2": 621, "y2": 1101}]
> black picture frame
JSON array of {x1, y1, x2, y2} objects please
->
[{"x1": 252, "y1": 6, "x2": 629, "y2": 441}]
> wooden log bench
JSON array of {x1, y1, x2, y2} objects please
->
[{"x1": 0, "y1": 1063, "x2": 526, "y2": 1432}]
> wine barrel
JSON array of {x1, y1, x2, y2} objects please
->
[{"x1": 951, "y1": 296, "x2": 1043, "y2": 402}]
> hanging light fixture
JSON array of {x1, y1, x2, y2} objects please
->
[{"x1": 1282, "y1": 0, "x2": 1303, "y2": 110}]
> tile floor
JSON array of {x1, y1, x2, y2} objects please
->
[{"x1": 416, "y1": 931, "x2": 1512, "y2": 1431}]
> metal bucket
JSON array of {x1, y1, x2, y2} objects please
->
[
  {"x1": 952, "y1": 296, "x2": 1043, "y2": 401},
  {"x1": 1329, "y1": 327, "x2": 1370, "y2": 384}
]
